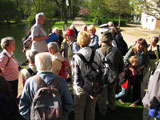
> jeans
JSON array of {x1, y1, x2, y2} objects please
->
[{"x1": 115, "y1": 87, "x2": 128, "y2": 99}]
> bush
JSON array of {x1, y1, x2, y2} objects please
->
[
  {"x1": 101, "y1": 18, "x2": 126, "y2": 26},
  {"x1": 85, "y1": 17, "x2": 127, "y2": 26}
]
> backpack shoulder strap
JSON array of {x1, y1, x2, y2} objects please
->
[
  {"x1": 157, "y1": 45, "x2": 160, "y2": 58},
  {"x1": 27, "y1": 68, "x2": 36, "y2": 76},
  {"x1": 1, "y1": 52, "x2": 11, "y2": 67},
  {"x1": 34, "y1": 75, "x2": 46, "y2": 88},
  {"x1": 51, "y1": 76, "x2": 62, "y2": 88},
  {"x1": 89, "y1": 50, "x2": 95, "y2": 64},
  {"x1": 76, "y1": 53, "x2": 89, "y2": 64}
]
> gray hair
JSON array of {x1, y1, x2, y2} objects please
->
[
  {"x1": 70, "y1": 24, "x2": 75, "y2": 29},
  {"x1": 35, "y1": 12, "x2": 44, "y2": 23},
  {"x1": 108, "y1": 22, "x2": 114, "y2": 26},
  {"x1": 1, "y1": 37, "x2": 14, "y2": 49},
  {"x1": 52, "y1": 27, "x2": 59, "y2": 33},
  {"x1": 47, "y1": 42, "x2": 59, "y2": 52},
  {"x1": 35, "y1": 52, "x2": 52, "y2": 71},
  {"x1": 26, "y1": 50, "x2": 38, "y2": 63}
]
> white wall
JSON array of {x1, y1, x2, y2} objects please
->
[{"x1": 141, "y1": 12, "x2": 157, "y2": 30}]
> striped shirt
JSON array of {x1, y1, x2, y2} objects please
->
[{"x1": 0, "y1": 49, "x2": 18, "y2": 81}]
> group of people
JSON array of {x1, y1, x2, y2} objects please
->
[{"x1": 0, "y1": 12, "x2": 160, "y2": 120}]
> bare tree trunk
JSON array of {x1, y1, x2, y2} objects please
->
[{"x1": 62, "y1": 0, "x2": 67, "y2": 24}]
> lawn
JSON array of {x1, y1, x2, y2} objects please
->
[
  {"x1": 52, "y1": 20, "x2": 73, "y2": 29},
  {"x1": 68, "y1": 101, "x2": 143, "y2": 120}
]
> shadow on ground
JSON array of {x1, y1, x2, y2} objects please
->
[{"x1": 68, "y1": 102, "x2": 143, "y2": 120}]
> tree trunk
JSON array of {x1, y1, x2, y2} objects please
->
[
  {"x1": 69, "y1": 0, "x2": 71, "y2": 19},
  {"x1": 60, "y1": 8, "x2": 63, "y2": 21},
  {"x1": 118, "y1": 14, "x2": 121, "y2": 28},
  {"x1": 62, "y1": 0, "x2": 67, "y2": 24}
]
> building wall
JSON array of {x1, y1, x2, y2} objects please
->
[{"x1": 141, "y1": 12, "x2": 157, "y2": 30}]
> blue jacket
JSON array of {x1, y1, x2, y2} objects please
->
[{"x1": 19, "y1": 71, "x2": 73, "y2": 120}]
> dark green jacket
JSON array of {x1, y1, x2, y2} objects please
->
[{"x1": 99, "y1": 44, "x2": 124, "y2": 74}]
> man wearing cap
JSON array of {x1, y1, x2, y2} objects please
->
[
  {"x1": 30, "y1": 12, "x2": 49, "y2": 53},
  {"x1": 98, "y1": 31, "x2": 124, "y2": 115},
  {"x1": 65, "y1": 28, "x2": 80, "y2": 65}
]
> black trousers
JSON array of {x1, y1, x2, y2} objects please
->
[
  {"x1": 8, "y1": 79, "x2": 18, "y2": 99},
  {"x1": 133, "y1": 74, "x2": 143, "y2": 103}
]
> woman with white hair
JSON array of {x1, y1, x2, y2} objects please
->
[
  {"x1": 21, "y1": 50, "x2": 38, "y2": 86},
  {"x1": 0, "y1": 37, "x2": 18, "y2": 99},
  {"x1": 48, "y1": 42, "x2": 68, "y2": 78},
  {"x1": 30, "y1": 12, "x2": 49, "y2": 53}
]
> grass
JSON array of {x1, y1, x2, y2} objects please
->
[
  {"x1": 52, "y1": 20, "x2": 73, "y2": 29},
  {"x1": 83, "y1": 20, "x2": 100, "y2": 28},
  {"x1": 68, "y1": 100, "x2": 143, "y2": 120}
]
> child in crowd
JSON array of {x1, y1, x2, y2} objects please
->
[{"x1": 116, "y1": 56, "x2": 139, "y2": 104}]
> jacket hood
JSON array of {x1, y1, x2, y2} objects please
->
[{"x1": 52, "y1": 52, "x2": 64, "y2": 62}]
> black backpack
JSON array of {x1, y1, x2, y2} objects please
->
[
  {"x1": 114, "y1": 33, "x2": 128, "y2": 56},
  {"x1": 76, "y1": 50, "x2": 103, "y2": 96},
  {"x1": 98, "y1": 47, "x2": 117, "y2": 84},
  {"x1": 30, "y1": 75, "x2": 63, "y2": 120}
]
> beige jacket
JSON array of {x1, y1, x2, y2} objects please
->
[{"x1": 51, "y1": 52, "x2": 64, "y2": 75}]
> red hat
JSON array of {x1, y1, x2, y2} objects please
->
[{"x1": 65, "y1": 29, "x2": 75, "y2": 37}]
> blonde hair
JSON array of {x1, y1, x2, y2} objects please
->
[
  {"x1": 77, "y1": 31, "x2": 91, "y2": 47},
  {"x1": 129, "y1": 56, "x2": 139, "y2": 64},
  {"x1": 35, "y1": 52, "x2": 52, "y2": 71},
  {"x1": 88, "y1": 25, "x2": 96, "y2": 33}
]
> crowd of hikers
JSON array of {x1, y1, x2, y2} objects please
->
[{"x1": 0, "y1": 12, "x2": 160, "y2": 120}]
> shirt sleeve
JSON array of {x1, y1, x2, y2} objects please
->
[
  {"x1": 19, "y1": 80, "x2": 33, "y2": 120},
  {"x1": 59, "y1": 78, "x2": 73, "y2": 117},
  {"x1": 32, "y1": 26, "x2": 40, "y2": 37},
  {"x1": 0, "y1": 55, "x2": 9, "y2": 70},
  {"x1": 72, "y1": 42, "x2": 80, "y2": 53}
]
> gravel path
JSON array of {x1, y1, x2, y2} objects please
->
[{"x1": 72, "y1": 17, "x2": 160, "y2": 47}]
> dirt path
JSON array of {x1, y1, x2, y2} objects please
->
[{"x1": 72, "y1": 17, "x2": 160, "y2": 47}]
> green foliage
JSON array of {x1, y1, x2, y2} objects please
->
[
  {"x1": 0, "y1": 0, "x2": 19, "y2": 23},
  {"x1": 52, "y1": 20, "x2": 73, "y2": 29}
]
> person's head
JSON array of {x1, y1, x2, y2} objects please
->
[
  {"x1": 136, "y1": 38, "x2": 148, "y2": 51},
  {"x1": 35, "y1": 12, "x2": 45, "y2": 25},
  {"x1": 150, "y1": 36, "x2": 159, "y2": 46},
  {"x1": 65, "y1": 29, "x2": 75, "y2": 42},
  {"x1": 77, "y1": 31, "x2": 91, "y2": 48},
  {"x1": 1, "y1": 37, "x2": 15, "y2": 52},
  {"x1": 129, "y1": 56, "x2": 139, "y2": 67},
  {"x1": 110, "y1": 27, "x2": 118, "y2": 36},
  {"x1": 82, "y1": 25, "x2": 87, "y2": 32},
  {"x1": 88, "y1": 25, "x2": 96, "y2": 36},
  {"x1": 52, "y1": 27, "x2": 59, "y2": 36},
  {"x1": 70, "y1": 24, "x2": 75, "y2": 30},
  {"x1": 26, "y1": 50, "x2": 38, "y2": 63},
  {"x1": 35, "y1": 52, "x2": 52, "y2": 71},
  {"x1": 47, "y1": 42, "x2": 59, "y2": 55},
  {"x1": 100, "y1": 31, "x2": 113, "y2": 45},
  {"x1": 108, "y1": 22, "x2": 114, "y2": 27}
]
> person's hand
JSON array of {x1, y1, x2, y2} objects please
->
[
  {"x1": 44, "y1": 36, "x2": 49, "y2": 39},
  {"x1": 89, "y1": 95, "x2": 95, "y2": 99},
  {"x1": 128, "y1": 67, "x2": 137, "y2": 76}
]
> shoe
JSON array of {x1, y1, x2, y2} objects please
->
[
  {"x1": 118, "y1": 99, "x2": 125, "y2": 104},
  {"x1": 129, "y1": 103, "x2": 136, "y2": 107}
]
